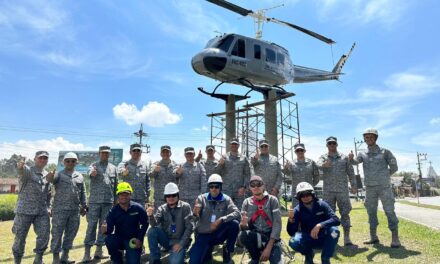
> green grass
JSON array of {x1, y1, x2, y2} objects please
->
[
  {"x1": 1, "y1": 201, "x2": 439, "y2": 263},
  {"x1": 0, "y1": 193, "x2": 17, "y2": 221},
  {"x1": 397, "y1": 200, "x2": 440, "y2": 211}
]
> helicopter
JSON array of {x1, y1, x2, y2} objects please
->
[{"x1": 191, "y1": 0, "x2": 355, "y2": 96}]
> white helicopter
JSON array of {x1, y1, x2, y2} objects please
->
[{"x1": 192, "y1": 0, "x2": 355, "y2": 96}]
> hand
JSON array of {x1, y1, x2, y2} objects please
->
[
  {"x1": 17, "y1": 157, "x2": 26, "y2": 169},
  {"x1": 284, "y1": 160, "x2": 291, "y2": 170},
  {"x1": 46, "y1": 170, "x2": 56, "y2": 182},
  {"x1": 260, "y1": 246, "x2": 272, "y2": 262},
  {"x1": 271, "y1": 187, "x2": 279, "y2": 196},
  {"x1": 210, "y1": 218, "x2": 222, "y2": 232},
  {"x1": 101, "y1": 220, "x2": 108, "y2": 234},
  {"x1": 310, "y1": 223, "x2": 322, "y2": 239},
  {"x1": 288, "y1": 209, "x2": 294, "y2": 223},
  {"x1": 146, "y1": 204, "x2": 154, "y2": 216},
  {"x1": 133, "y1": 238, "x2": 142, "y2": 249},
  {"x1": 48, "y1": 208, "x2": 52, "y2": 218},
  {"x1": 254, "y1": 149, "x2": 260, "y2": 160},
  {"x1": 172, "y1": 243, "x2": 182, "y2": 253},
  {"x1": 218, "y1": 155, "x2": 225, "y2": 165},
  {"x1": 196, "y1": 150, "x2": 202, "y2": 160},
  {"x1": 348, "y1": 150, "x2": 354, "y2": 160},
  {"x1": 154, "y1": 163, "x2": 161, "y2": 173},
  {"x1": 176, "y1": 165, "x2": 184, "y2": 175},
  {"x1": 193, "y1": 202, "x2": 201, "y2": 217},
  {"x1": 90, "y1": 165, "x2": 97, "y2": 177},
  {"x1": 350, "y1": 187, "x2": 358, "y2": 194},
  {"x1": 237, "y1": 187, "x2": 245, "y2": 197},
  {"x1": 80, "y1": 206, "x2": 87, "y2": 216},
  {"x1": 122, "y1": 163, "x2": 129, "y2": 177},
  {"x1": 240, "y1": 211, "x2": 248, "y2": 226},
  {"x1": 323, "y1": 159, "x2": 332, "y2": 168}
]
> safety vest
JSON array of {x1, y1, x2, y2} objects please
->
[{"x1": 250, "y1": 196, "x2": 272, "y2": 228}]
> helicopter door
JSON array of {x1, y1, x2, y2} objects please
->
[
  {"x1": 246, "y1": 44, "x2": 264, "y2": 80},
  {"x1": 229, "y1": 38, "x2": 248, "y2": 78}
]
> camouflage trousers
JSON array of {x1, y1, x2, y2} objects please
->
[
  {"x1": 323, "y1": 191, "x2": 352, "y2": 229},
  {"x1": 84, "y1": 203, "x2": 112, "y2": 247},
  {"x1": 51, "y1": 210, "x2": 80, "y2": 253},
  {"x1": 365, "y1": 185, "x2": 399, "y2": 231},
  {"x1": 12, "y1": 213, "x2": 50, "y2": 258}
]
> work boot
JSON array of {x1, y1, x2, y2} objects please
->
[
  {"x1": 343, "y1": 227, "x2": 354, "y2": 246},
  {"x1": 363, "y1": 228, "x2": 379, "y2": 244},
  {"x1": 60, "y1": 250, "x2": 75, "y2": 264},
  {"x1": 94, "y1": 245, "x2": 105, "y2": 259},
  {"x1": 53, "y1": 253, "x2": 60, "y2": 264},
  {"x1": 304, "y1": 252, "x2": 315, "y2": 264},
  {"x1": 33, "y1": 254, "x2": 44, "y2": 264},
  {"x1": 14, "y1": 256, "x2": 21, "y2": 264},
  {"x1": 391, "y1": 229, "x2": 401, "y2": 248},
  {"x1": 321, "y1": 258, "x2": 331, "y2": 264},
  {"x1": 222, "y1": 247, "x2": 232, "y2": 264},
  {"x1": 82, "y1": 246, "x2": 92, "y2": 262}
]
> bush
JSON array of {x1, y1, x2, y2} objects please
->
[
  {"x1": 430, "y1": 187, "x2": 440, "y2": 196},
  {"x1": 0, "y1": 194, "x2": 17, "y2": 221}
]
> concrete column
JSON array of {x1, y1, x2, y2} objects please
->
[
  {"x1": 225, "y1": 94, "x2": 236, "y2": 152},
  {"x1": 265, "y1": 90, "x2": 278, "y2": 156}
]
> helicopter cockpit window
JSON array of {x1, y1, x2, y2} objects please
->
[
  {"x1": 265, "y1": 48, "x2": 276, "y2": 63},
  {"x1": 254, "y1": 45, "x2": 261, "y2": 59},
  {"x1": 231, "y1": 39, "x2": 246, "y2": 58},
  {"x1": 216, "y1": 35, "x2": 234, "y2": 52},
  {"x1": 277, "y1": 53, "x2": 285, "y2": 65}
]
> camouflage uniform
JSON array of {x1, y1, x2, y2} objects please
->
[
  {"x1": 120, "y1": 159, "x2": 150, "y2": 205},
  {"x1": 251, "y1": 154, "x2": 283, "y2": 196},
  {"x1": 174, "y1": 161, "x2": 206, "y2": 206},
  {"x1": 283, "y1": 158, "x2": 319, "y2": 207},
  {"x1": 84, "y1": 161, "x2": 118, "y2": 247},
  {"x1": 50, "y1": 169, "x2": 86, "y2": 254},
  {"x1": 217, "y1": 152, "x2": 252, "y2": 207},
  {"x1": 351, "y1": 145, "x2": 399, "y2": 230},
  {"x1": 149, "y1": 160, "x2": 178, "y2": 208},
  {"x1": 317, "y1": 152, "x2": 356, "y2": 229},
  {"x1": 12, "y1": 164, "x2": 51, "y2": 261},
  {"x1": 200, "y1": 158, "x2": 220, "y2": 180}
]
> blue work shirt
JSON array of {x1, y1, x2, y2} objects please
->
[
  {"x1": 106, "y1": 201, "x2": 149, "y2": 241},
  {"x1": 287, "y1": 199, "x2": 340, "y2": 237}
]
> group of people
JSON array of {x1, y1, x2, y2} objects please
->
[{"x1": 12, "y1": 128, "x2": 401, "y2": 264}]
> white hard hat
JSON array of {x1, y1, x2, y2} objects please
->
[
  {"x1": 63, "y1": 152, "x2": 78, "y2": 161},
  {"x1": 296, "y1": 182, "x2": 314, "y2": 197},
  {"x1": 207, "y1": 174, "x2": 223, "y2": 184},
  {"x1": 164, "y1": 182, "x2": 179, "y2": 195},
  {"x1": 363, "y1": 128, "x2": 378, "y2": 137}
]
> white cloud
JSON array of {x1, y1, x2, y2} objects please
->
[
  {"x1": 430, "y1": 117, "x2": 440, "y2": 125},
  {"x1": 411, "y1": 132, "x2": 440, "y2": 147},
  {"x1": 113, "y1": 102, "x2": 182, "y2": 127},
  {"x1": 193, "y1": 125, "x2": 209, "y2": 132}
]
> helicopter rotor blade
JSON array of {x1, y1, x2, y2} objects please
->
[
  {"x1": 206, "y1": 0, "x2": 253, "y2": 16},
  {"x1": 268, "y1": 17, "x2": 335, "y2": 44}
]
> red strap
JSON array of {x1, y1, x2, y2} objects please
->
[{"x1": 250, "y1": 196, "x2": 272, "y2": 228}]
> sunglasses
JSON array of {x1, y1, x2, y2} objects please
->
[
  {"x1": 260, "y1": 145, "x2": 268, "y2": 148},
  {"x1": 37, "y1": 156, "x2": 48, "y2": 160},
  {"x1": 132, "y1": 149, "x2": 141, "y2": 153},
  {"x1": 250, "y1": 181, "x2": 263, "y2": 188},
  {"x1": 165, "y1": 194, "x2": 178, "y2": 198},
  {"x1": 299, "y1": 192, "x2": 313, "y2": 198},
  {"x1": 295, "y1": 149, "x2": 305, "y2": 153},
  {"x1": 64, "y1": 159, "x2": 76, "y2": 163},
  {"x1": 327, "y1": 142, "x2": 337, "y2": 146},
  {"x1": 209, "y1": 184, "x2": 221, "y2": 189}
]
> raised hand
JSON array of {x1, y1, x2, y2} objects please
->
[
  {"x1": 218, "y1": 155, "x2": 226, "y2": 165},
  {"x1": 193, "y1": 202, "x2": 201, "y2": 217},
  {"x1": 196, "y1": 150, "x2": 202, "y2": 161},
  {"x1": 146, "y1": 204, "x2": 154, "y2": 216},
  {"x1": 284, "y1": 160, "x2": 291, "y2": 170},
  {"x1": 122, "y1": 163, "x2": 129, "y2": 177},
  {"x1": 154, "y1": 163, "x2": 161, "y2": 173},
  {"x1": 46, "y1": 170, "x2": 56, "y2": 182},
  {"x1": 348, "y1": 150, "x2": 354, "y2": 160},
  {"x1": 90, "y1": 165, "x2": 97, "y2": 177},
  {"x1": 254, "y1": 148, "x2": 260, "y2": 160},
  {"x1": 17, "y1": 157, "x2": 26, "y2": 169},
  {"x1": 176, "y1": 165, "x2": 184, "y2": 175},
  {"x1": 323, "y1": 158, "x2": 332, "y2": 168},
  {"x1": 240, "y1": 211, "x2": 248, "y2": 226}
]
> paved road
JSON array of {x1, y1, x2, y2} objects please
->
[
  {"x1": 379, "y1": 201, "x2": 440, "y2": 230},
  {"x1": 402, "y1": 196, "x2": 440, "y2": 206}
]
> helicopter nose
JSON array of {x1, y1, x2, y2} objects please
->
[{"x1": 203, "y1": 56, "x2": 226, "y2": 73}]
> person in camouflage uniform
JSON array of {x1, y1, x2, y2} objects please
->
[
  {"x1": 349, "y1": 128, "x2": 401, "y2": 248},
  {"x1": 82, "y1": 146, "x2": 118, "y2": 262},
  {"x1": 120, "y1": 143, "x2": 150, "y2": 206},
  {"x1": 317, "y1": 136, "x2": 357, "y2": 246},
  {"x1": 250, "y1": 139, "x2": 283, "y2": 197},
  {"x1": 174, "y1": 147, "x2": 206, "y2": 206},
  {"x1": 283, "y1": 143, "x2": 320, "y2": 208},
  {"x1": 217, "y1": 138, "x2": 252, "y2": 208},
  {"x1": 12, "y1": 151, "x2": 52, "y2": 264},
  {"x1": 47, "y1": 152, "x2": 87, "y2": 264},
  {"x1": 149, "y1": 145, "x2": 178, "y2": 208},
  {"x1": 195, "y1": 145, "x2": 221, "y2": 180}
]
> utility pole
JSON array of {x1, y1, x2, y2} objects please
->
[
  {"x1": 353, "y1": 138, "x2": 364, "y2": 200},
  {"x1": 416, "y1": 152, "x2": 427, "y2": 204},
  {"x1": 133, "y1": 123, "x2": 150, "y2": 153}
]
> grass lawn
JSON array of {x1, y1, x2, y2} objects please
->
[
  {"x1": 1, "y1": 201, "x2": 439, "y2": 263},
  {"x1": 397, "y1": 200, "x2": 440, "y2": 211}
]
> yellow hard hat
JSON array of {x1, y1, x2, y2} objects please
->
[{"x1": 116, "y1": 182, "x2": 133, "y2": 195}]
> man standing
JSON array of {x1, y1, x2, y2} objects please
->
[
  {"x1": 12, "y1": 151, "x2": 52, "y2": 264},
  {"x1": 288, "y1": 182, "x2": 340, "y2": 264},
  {"x1": 195, "y1": 145, "x2": 221, "y2": 179},
  {"x1": 317, "y1": 137, "x2": 356, "y2": 246},
  {"x1": 175, "y1": 147, "x2": 206, "y2": 205},
  {"x1": 189, "y1": 174, "x2": 240, "y2": 264},
  {"x1": 217, "y1": 138, "x2": 252, "y2": 207},
  {"x1": 149, "y1": 145, "x2": 178, "y2": 208},
  {"x1": 103, "y1": 182, "x2": 149, "y2": 264},
  {"x1": 147, "y1": 183, "x2": 194, "y2": 264},
  {"x1": 283, "y1": 143, "x2": 319, "y2": 207},
  {"x1": 82, "y1": 146, "x2": 118, "y2": 262},
  {"x1": 250, "y1": 139, "x2": 283, "y2": 197},
  {"x1": 239, "y1": 176, "x2": 283, "y2": 264},
  {"x1": 120, "y1": 143, "x2": 150, "y2": 206},
  {"x1": 47, "y1": 152, "x2": 87, "y2": 264},
  {"x1": 349, "y1": 128, "x2": 400, "y2": 247}
]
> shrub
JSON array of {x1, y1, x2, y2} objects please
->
[{"x1": 0, "y1": 194, "x2": 17, "y2": 221}]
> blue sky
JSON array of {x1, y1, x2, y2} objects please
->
[{"x1": 1, "y1": 0, "x2": 439, "y2": 175}]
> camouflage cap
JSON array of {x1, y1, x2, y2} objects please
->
[
  {"x1": 294, "y1": 143, "x2": 305, "y2": 151},
  {"x1": 35, "y1": 150, "x2": 49, "y2": 158},
  {"x1": 130, "y1": 143, "x2": 142, "y2": 151},
  {"x1": 99, "y1": 146, "x2": 111, "y2": 152},
  {"x1": 249, "y1": 175, "x2": 264, "y2": 184},
  {"x1": 161, "y1": 145, "x2": 171, "y2": 151},
  {"x1": 206, "y1": 145, "x2": 215, "y2": 150},
  {"x1": 259, "y1": 139, "x2": 270, "y2": 146},
  {"x1": 184, "y1": 147, "x2": 195, "y2": 153},
  {"x1": 230, "y1": 138, "x2": 240, "y2": 144},
  {"x1": 326, "y1": 136, "x2": 337, "y2": 143}
]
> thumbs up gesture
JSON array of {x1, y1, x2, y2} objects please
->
[
  {"x1": 154, "y1": 163, "x2": 161, "y2": 172},
  {"x1": 46, "y1": 170, "x2": 56, "y2": 182},
  {"x1": 193, "y1": 202, "x2": 201, "y2": 217},
  {"x1": 146, "y1": 204, "x2": 154, "y2": 216},
  {"x1": 254, "y1": 148, "x2": 260, "y2": 160},
  {"x1": 348, "y1": 150, "x2": 354, "y2": 160},
  {"x1": 240, "y1": 211, "x2": 248, "y2": 227},
  {"x1": 122, "y1": 163, "x2": 129, "y2": 177},
  {"x1": 196, "y1": 150, "x2": 202, "y2": 161},
  {"x1": 90, "y1": 165, "x2": 97, "y2": 177},
  {"x1": 17, "y1": 157, "x2": 26, "y2": 169},
  {"x1": 323, "y1": 158, "x2": 332, "y2": 168},
  {"x1": 176, "y1": 165, "x2": 184, "y2": 175},
  {"x1": 284, "y1": 160, "x2": 291, "y2": 170},
  {"x1": 219, "y1": 155, "x2": 226, "y2": 165}
]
